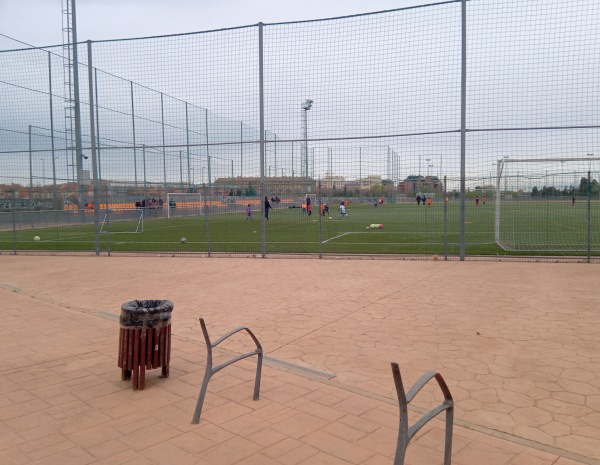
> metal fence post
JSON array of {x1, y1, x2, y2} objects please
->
[
  {"x1": 203, "y1": 182, "x2": 210, "y2": 257},
  {"x1": 588, "y1": 170, "x2": 591, "y2": 262},
  {"x1": 12, "y1": 192, "x2": 17, "y2": 255},
  {"x1": 318, "y1": 181, "x2": 322, "y2": 258},
  {"x1": 444, "y1": 175, "x2": 448, "y2": 260},
  {"x1": 258, "y1": 22, "x2": 266, "y2": 257},
  {"x1": 48, "y1": 52, "x2": 58, "y2": 210},
  {"x1": 459, "y1": 0, "x2": 467, "y2": 260},
  {"x1": 86, "y1": 40, "x2": 100, "y2": 256},
  {"x1": 130, "y1": 81, "x2": 138, "y2": 190}
]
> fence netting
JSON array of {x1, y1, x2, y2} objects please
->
[{"x1": 1, "y1": 0, "x2": 598, "y2": 260}]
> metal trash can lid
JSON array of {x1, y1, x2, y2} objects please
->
[{"x1": 120, "y1": 300, "x2": 174, "y2": 329}]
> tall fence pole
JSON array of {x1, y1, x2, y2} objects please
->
[
  {"x1": 86, "y1": 41, "x2": 100, "y2": 256},
  {"x1": 94, "y1": 68, "x2": 102, "y2": 182},
  {"x1": 143, "y1": 146, "x2": 148, "y2": 203},
  {"x1": 71, "y1": 0, "x2": 85, "y2": 212},
  {"x1": 131, "y1": 81, "x2": 138, "y2": 189},
  {"x1": 28, "y1": 125, "x2": 34, "y2": 229},
  {"x1": 258, "y1": 23, "x2": 266, "y2": 258},
  {"x1": 459, "y1": 0, "x2": 467, "y2": 260},
  {"x1": 203, "y1": 182, "x2": 210, "y2": 257},
  {"x1": 87, "y1": 40, "x2": 100, "y2": 255},
  {"x1": 161, "y1": 93, "x2": 167, "y2": 189},
  {"x1": 318, "y1": 181, "x2": 322, "y2": 258},
  {"x1": 240, "y1": 121, "x2": 244, "y2": 179},
  {"x1": 179, "y1": 151, "x2": 183, "y2": 189},
  {"x1": 12, "y1": 191, "x2": 17, "y2": 254},
  {"x1": 48, "y1": 52, "x2": 58, "y2": 209},
  {"x1": 186, "y1": 102, "x2": 191, "y2": 189},
  {"x1": 444, "y1": 175, "x2": 448, "y2": 260},
  {"x1": 205, "y1": 108, "x2": 210, "y2": 182},
  {"x1": 587, "y1": 170, "x2": 591, "y2": 263}
]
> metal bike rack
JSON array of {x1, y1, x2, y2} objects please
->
[
  {"x1": 191, "y1": 317, "x2": 263, "y2": 424},
  {"x1": 391, "y1": 363, "x2": 454, "y2": 465}
]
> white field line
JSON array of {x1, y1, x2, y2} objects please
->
[{"x1": 323, "y1": 232, "x2": 352, "y2": 243}]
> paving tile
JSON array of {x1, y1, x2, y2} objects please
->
[
  {"x1": 0, "y1": 446, "x2": 31, "y2": 465},
  {"x1": 196, "y1": 436, "x2": 261, "y2": 465},
  {"x1": 118, "y1": 421, "x2": 183, "y2": 451},
  {"x1": 86, "y1": 438, "x2": 131, "y2": 459},
  {"x1": 31, "y1": 446, "x2": 95, "y2": 465},
  {"x1": 0, "y1": 257, "x2": 597, "y2": 465},
  {"x1": 138, "y1": 442, "x2": 197, "y2": 465},
  {"x1": 270, "y1": 411, "x2": 329, "y2": 439},
  {"x1": 303, "y1": 430, "x2": 376, "y2": 464},
  {"x1": 247, "y1": 426, "x2": 289, "y2": 447}
]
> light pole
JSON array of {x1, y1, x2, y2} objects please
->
[{"x1": 302, "y1": 99, "x2": 313, "y2": 181}]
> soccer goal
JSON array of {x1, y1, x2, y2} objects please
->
[
  {"x1": 166, "y1": 193, "x2": 204, "y2": 219},
  {"x1": 494, "y1": 156, "x2": 600, "y2": 252},
  {"x1": 305, "y1": 193, "x2": 317, "y2": 208},
  {"x1": 100, "y1": 208, "x2": 144, "y2": 234}
]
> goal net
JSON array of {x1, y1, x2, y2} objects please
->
[
  {"x1": 494, "y1": 157, "x2": 600, "y2": 252},
  {"x1": 166, "y1": 193, "x2": 204, "y2": 219},
  {"x1": 100, "y1": 208, "x2": 144, "y2": 234}
]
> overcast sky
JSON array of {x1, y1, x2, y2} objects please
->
[{"x1": 0, "y1": 0, "x2": 427, "y2": 50}]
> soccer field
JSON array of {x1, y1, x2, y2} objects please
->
[{"x1": 1, "y1": 200, "x2": 598, "y2": 256}]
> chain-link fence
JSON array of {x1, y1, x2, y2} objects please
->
[{"x1": 1, "y1": 0, "x2": 599, "y2": 260}]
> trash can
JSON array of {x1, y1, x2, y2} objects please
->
[{"x1": 118, "y1": 299, "x2": 174, "y2": 390}]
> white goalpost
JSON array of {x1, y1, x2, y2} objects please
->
[
  {"x1": 99, "y1": 208, "x2": 144, "y2": 234},
  {"x1": 494, "y1": 156, "x2": 600, "y2": 252},
  {"x1": 305, "y1": 193, "x2": 317, "y2": 208},
  {"x1": 166, "y1": 193, "x2": 204, "y2": 219}
]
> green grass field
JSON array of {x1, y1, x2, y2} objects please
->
[{"x1": 1, "y1": 200, "x2": 598, "y2": 256}]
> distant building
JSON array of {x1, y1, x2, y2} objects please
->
[{"x1": 400, "y1": 175, "x2": 443, "y2": 195}]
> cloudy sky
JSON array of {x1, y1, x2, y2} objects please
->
[{"x1": 0, "y1": 0, "x2": 427, "y2": 49}]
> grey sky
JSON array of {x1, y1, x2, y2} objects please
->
[{"x1": 0, "y1": 0, "x2": 425, "y2": 50}]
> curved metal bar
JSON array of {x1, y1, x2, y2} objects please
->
[
  {"x1": 192, "y1": 318, "x2": 263, "y2": 424},
  {"x1": 391, "y1": 362, "x2": 454, "y2": 465}
]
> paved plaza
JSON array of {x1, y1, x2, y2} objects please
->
[{"x1": 0, "y1": 255, "x2": 598, "y2": 465}]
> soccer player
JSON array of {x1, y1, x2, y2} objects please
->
[
  {"x1": 264, "y1": 197, "x2": 272, "y2": 220},
  {"x1": 339, "y1": 201, "x2": 347, "y2": 218},
  {"x1": 246, "y1": 204, "x2": 253, "y2": 221}
]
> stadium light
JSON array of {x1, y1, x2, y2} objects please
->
[{"x1": 302, "y1": 99, "x2": 313, "y2": 111}]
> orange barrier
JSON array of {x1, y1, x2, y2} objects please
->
[{"x1": 63, "y1": 200, "x2": 228, "y2": 211}]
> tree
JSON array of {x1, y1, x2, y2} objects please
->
[
  {"x1": 578, "y1": 177, "x2": 599, "y2": 196},
  {"x1": 245, "y1": 183, "x2": 256, "y2": 196},
  {"x1": 531, "y1": 186, "x2": 539, "y2": 196}
]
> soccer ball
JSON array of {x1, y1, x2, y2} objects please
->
[
  {"x1": 180, "y1": 237, "x2": 187, "y2": 243},
  {"x1": 34, "y1": 236, "x2": 40, "y2": 241},
  {"x1": 329, "y1": 217, "x2": 332, "y2": 220}
]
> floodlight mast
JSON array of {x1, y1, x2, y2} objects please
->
[{"x1": 302, "y1": 99, "x2": 313, "y2": 185}]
